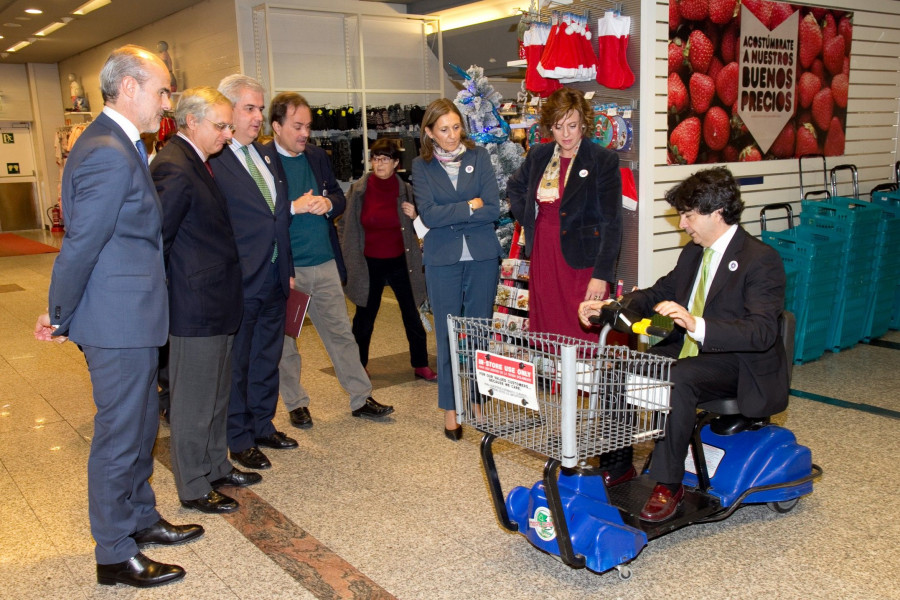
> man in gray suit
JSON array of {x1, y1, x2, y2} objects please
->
[
  {"x1": 34, "y1": 45, "x2": 202, "y2": 588},
  {"x1": 152, "y1": 86, "x2": 261, "y2": 515}
]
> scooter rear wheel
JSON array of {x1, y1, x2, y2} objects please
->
[{"x1": 767, "y1": 498, "x2": 799, "y2": 513}]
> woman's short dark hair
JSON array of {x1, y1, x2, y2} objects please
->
[
  {"x1": 419, "y1": 98, "x2": 475, "y2": 162},
  {"x1": 370, "y1": 138, "x2": 400, "y2": 161},
  {"x1": 539, "y1": 87, "x2": 594, "y2": 138},
  {"x1": 665, "y1": 166, "x2": 744, "y2": 225}
]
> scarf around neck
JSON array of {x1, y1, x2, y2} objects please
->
[
  {"x1": 537, "y1": 143, "x2": 575, "y2": 203},
  {"x1": 433, "y1": 143, "x2": 466, "y2": 181}
]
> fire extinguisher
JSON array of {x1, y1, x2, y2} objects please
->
[{"x1": 47, "y1": 201, "x2": 64, "y2": 232}]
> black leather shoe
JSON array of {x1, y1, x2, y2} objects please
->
[
  {"x1": 211, "y1": 467, "x2": 262, "y2": 488},
  {"x1": 231, "y1": 446, "x2": 271, "y2": 470},
  {"x1": 255, "y1": 431, "x2": 298, "y2": 449},
  {"x1": 97, "y1": 553, "x2": 185, "y2": 588},
  {"x1": 181, "y1": 490, "x2": 239, "y2": 514},
  {"x1": 444, "y1": 426, "x2": 463, "y2": 441},
  {"x1": 351, "y1": 397, "x2": 394, "y2": 420},
  {"x1": 289, "y1": 407, "x2": 313, "y2": 429},
  {"x1": 132, "y1": 518, "x2": 204, "y2": 547}
]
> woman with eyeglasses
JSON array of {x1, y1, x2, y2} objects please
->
[
  {"x1": 337, "y1": 138, "x2": 437, "y2": 383},
  {"x1": 412, "y1": 99, "x2": 503, "y2": 441}
]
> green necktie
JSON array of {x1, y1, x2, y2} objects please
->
[
  {"x1": 241, "y1": 145, "x2": 278, "y2": 263},
  {"x1": 679, "y1": 247, "x2": 714, "y2": 359}
]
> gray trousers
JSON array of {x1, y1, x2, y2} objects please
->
[
  {"x1": 279, "y1": 260, "x2": 372, "y2": 412},
  {"x1": 169, "y1": 334, "x2": 234, "y2": 501}
]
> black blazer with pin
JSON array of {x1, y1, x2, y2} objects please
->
[
  {"x1": 508, "y1": 138, "x2": 622, "y2": 282},
  {"x1": 152, "y1": 135, "x2": 243, "y2": 337},
  {"x1": 624, "y1": 226, "x2": 789, "y2": 418},
  {"x1": 209, "y1": 141, "x2": 293, "y2": 300}
]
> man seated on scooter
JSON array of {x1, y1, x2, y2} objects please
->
[{"x1": 578, "y1": 166, "x2": 788, "y2": 523}]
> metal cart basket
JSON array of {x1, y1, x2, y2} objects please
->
[{"x1": 448, "y1": 316, "x2": 674, "y2": 467}]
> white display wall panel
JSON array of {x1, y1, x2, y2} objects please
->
[{"x1": 251, "y1": 5, "x2": 443, "y2": 112}]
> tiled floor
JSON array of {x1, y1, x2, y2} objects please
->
[{"x1": 1, "y1": 230, "x2": 898, "y2": 599}]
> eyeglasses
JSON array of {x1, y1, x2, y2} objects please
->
[
  {"x1": 205, "y1": 119, "x2": 236, "y2": 133},
  {"x1": 371, "y1": 155, "x2": 395, "y2": 164}
]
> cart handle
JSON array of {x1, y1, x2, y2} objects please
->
[
  {"x1": 804, "y1": 189, "x2": 831, "y2": 201},
  {"x1": 870, "y1": 182, "x2": 898, "y2": 197},
  {"x1": 759, "y1": 203, "x2": 794, "y2": 231},
  {"x1": 830, "y1": 163, "x2": 859, "y2": 199}
]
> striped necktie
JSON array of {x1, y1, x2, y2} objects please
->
[
  {"x1": 679, "y1": 247, "x2": 714, "y2": 359},
  {"x1": 241, "y1": 145, "x2": 278, "y2": 263}
]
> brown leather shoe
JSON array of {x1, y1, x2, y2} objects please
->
[
  {"x1": 639, "y1": 484, "x2": 684, "y2": 522},
  {"x1": 601, "y1": 465, "x2": 637, "y2": 488}
]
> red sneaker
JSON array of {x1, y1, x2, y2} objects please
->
[{"x1": 414, "y1": 366, "x2": 438, "y2": 382}]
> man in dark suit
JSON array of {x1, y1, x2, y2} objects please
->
[
  {"x1": 579, "y1": 167, "x2": 787, "y2": 523},
  {"x1": 209, "y1": 75, "x2": 297, "y2": 471},
  {"x1": 268, "y1": 92, "x2": 394, "y2": 427},
  {"x1": 152, "y1": 86, "x2": 262, "y2": 515},
  {"x1": 34, "y1": 45, "x2": 202, "y2": 588}
]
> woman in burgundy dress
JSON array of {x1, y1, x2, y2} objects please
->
[{"x1": 508, "y1": 87, "x2": 622, "y2": 341}]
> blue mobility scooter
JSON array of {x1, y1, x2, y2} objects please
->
[{"x1": 448, "y1": 304, "x2": 822, "y2": 580}]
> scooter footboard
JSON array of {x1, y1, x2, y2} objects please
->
[
  {"x1": 505, "y1": 472, "x2": 648, "y2": 574},
  {"x1": 683, "y1": 425, "x2": 815, "y2": 507}
]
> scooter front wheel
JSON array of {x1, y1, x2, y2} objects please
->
[{"x1": 767, "y1": 498, "x2": 800, "y2": 513}]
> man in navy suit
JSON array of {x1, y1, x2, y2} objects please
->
[
  {"x1": 209, "y1": 75, "x2": 297, "y2": 471},
  {"x1": 152, "y1": 86, "x2": 262, "y2": 515},
  {"x1": 579, "y1": 167, "x2": 787, "y2": 523},
  {"x1": 34, "y1": 45, "x2": 202, "y2": 588}
]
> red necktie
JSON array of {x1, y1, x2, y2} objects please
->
[{"x1": 204, "y1": 161, "x2": 214, "y2": 177}]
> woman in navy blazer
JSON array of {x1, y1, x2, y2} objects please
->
[
  {"x1": 412, "y1": 99, "x2": 503, "y2": 440},
  {"x1": 508, "y1": 88, "x2": 622, "y2": 341}
]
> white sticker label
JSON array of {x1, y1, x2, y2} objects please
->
[{"x1": 685, "y1": 443, "x2": 726, "y2": 478}]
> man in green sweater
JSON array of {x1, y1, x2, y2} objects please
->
[{"x1": 268, "y1": 92, "x2": 394, "y2": 428}]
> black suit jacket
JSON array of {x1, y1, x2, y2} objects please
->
[
  {"x1": 265, "y1": 142, "x2": 348, "y2": 282},
  {"x1": 152, "y1": 135, "x2": 243, "y2": 337},
  {"x1": 209, "y1": 141, "x2": 293, "y2": 299},
  {"x1": 507, "y1": 138, "x2": 622, "y2": 282},
  {"x1": 624, "y1": 227, "x2": 789, "y2": 417}
]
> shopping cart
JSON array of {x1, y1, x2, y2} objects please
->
[{"x1": 449, "y1": 309, "x2": 820, "y2": 580}]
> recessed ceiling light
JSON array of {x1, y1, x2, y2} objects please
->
[
  {"x1": 7, "y1": 40, "x2": 32, "y2": 52},
  {"x1": 4, "y1": 23, "x2": 23, "y2": 28},
  {"x1": 72, "y1": 0, "x2": 112, "y2": 16},
  {"x1": 25, "y1": 8, "x2": 43, "y2": 15},
  {"x1": 35, "y1": 20, "x2": 70, "y2": 36},
  {"x1": 15, "y1": 16, "x2": 32, "y2": 21}
]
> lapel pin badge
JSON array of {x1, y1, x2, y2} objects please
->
[
  {"x1": 465, "y1": 165, "x2": 474, "y2": 174},
  {"x1": 579, "y1": 169, "x2": 588, "y2": 178},
  {"x1": 264, "y1": 156, "x2": 271, "y2": 165},
  {"x1": 728, "y1": 260, "x2": 738, "y2": 271}
]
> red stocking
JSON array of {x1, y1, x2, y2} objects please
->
[{"x1": 596, "y1": 12, "x2": 635, "y2": 90}]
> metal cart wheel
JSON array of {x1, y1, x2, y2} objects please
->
[
  {"x1": 616, "y1": 565, "x2": 633, "y2": 581},
  {"x1": 767, "y1": 498, "x2": 800, "y2": 513}
]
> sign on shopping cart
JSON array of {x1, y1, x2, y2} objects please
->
[{"x1": 475, "y1": 351, "x2": 538, "y2": 410}]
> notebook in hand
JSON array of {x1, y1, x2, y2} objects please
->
[{"x1": 285, "y1": 288, "x2": 311, "y2": 338}]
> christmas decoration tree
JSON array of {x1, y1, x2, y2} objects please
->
[{"x1": 451, "y1": 64, "x2": 525, "y2": 254}]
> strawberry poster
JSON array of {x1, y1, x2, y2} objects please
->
[{"x1": 667, "y1": 1, "x2": 852, "y2": 164}]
